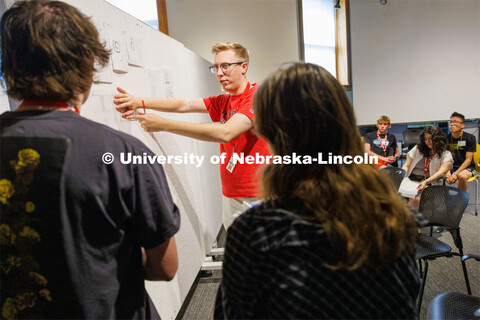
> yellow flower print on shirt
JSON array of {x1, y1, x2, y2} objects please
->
[
  {"x1": 1, "y1": 292, "x2": 38, "y2": 320},
  {"x1": 0, "y1": 224, "x2": 16, "y2": 245},
  {"x1": 39, "y1": 289, "x2": 52, "y2": 302},
  {"x1": 19, "y1": 226, "x2": 41, "y2": 243},
  {"x1": 14, "y1": 292, "x2": 36, "y2": 310},
  {"x1": 29, "y1": 272, "x2": 48, "y2": 286},
  {"x1": 2, "y1": 147, "x2": 52, "y2": 317},
  {"x1": 1, "y1": 255, "x2": 21, "y2": 274},
  {"x1": 1, "y1": 298, "x2": 17, "y2": 320},
  {"x1": 25, "y1": 201, "x2": 36, "y2": 213},
  {"x1": 0, "y1": 179, "x2": 15, "y2": 204},
  {"x1": 13, "y1": 149, "x2": 40, "y2": 172}
]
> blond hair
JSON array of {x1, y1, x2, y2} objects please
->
[
  {"x1": 377, "y1": 115, "x2": 391, "y2": 124},
  {"x1": 211, "y1": 42, "x2": 249, "y2": 64},
  {"x1": 255, "y1": 63, "x2": 417, "y2": 270}
]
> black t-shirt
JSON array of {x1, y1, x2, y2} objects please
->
[
  {"x1": 363, "y1": 131, "x2": 398, "y2": 157},
  {"x1": 447, "y1": 131, "x2": 476, "y2": 170},
  {"x1": 0, "y1": 110, "x2": 180, "y2": 319}
]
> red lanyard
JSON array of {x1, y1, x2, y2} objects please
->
[
  {"x1": 377, "y1": 131, "x2": 388, "y2": 155},
  {"x1": 424, "y1": 155, "x2": 435, "y2": 175},
  {"x1": 19, "y1": 100, "x2": 80, "y2": 114}
]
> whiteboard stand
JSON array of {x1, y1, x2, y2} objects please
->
[
  {"x1": 208, "y1": 248, "x2": 224, "y2": 256},
  {"x1": 201, "y1": 256, "x2": 222, "y2": 271},
  {"x1": 201, "y1": 247, "x2": 224, "y2": 271}
]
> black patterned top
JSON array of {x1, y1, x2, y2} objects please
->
[{"x1": 215, "y1": 199, "x2": 426, "y2": 319}]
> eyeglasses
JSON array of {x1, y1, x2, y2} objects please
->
[
  {"x1": 209, "y1": 62, "x2": 245, "y2": 74},
  {"x1": 449, "y1": 120, "x2": 464, "y2": 125}
]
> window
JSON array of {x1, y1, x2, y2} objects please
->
[
  {"x1": 299, "y1": 0, "x2": 351, "y2": 87},
  {"x1": 302, "y1": 0, "x2": 336, "y2": 76},
  {"x1": 105, "y1": 0, "x2": 159, "y2": 30}
]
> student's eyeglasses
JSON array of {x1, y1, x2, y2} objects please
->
[
  {"x1": 449, "y1": 120, "x2": 464, "y2": 125},
  {"x1": 209, "y1": 62, "x2": 245, "y2": 74}
]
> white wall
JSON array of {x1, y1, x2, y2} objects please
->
[
  {"x1": 166, "y1": 0, "x2": 480, "y2": 127},
  {"x1": 350, "y1": 0, "x2": 480, "y2": 125},
  {"x1": 166, "y1": 0, "x2": 300, "y2": 86}
]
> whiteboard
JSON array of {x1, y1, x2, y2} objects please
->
[{"x1": 350, "y1": 0, "x2": 480, "y2": 125}]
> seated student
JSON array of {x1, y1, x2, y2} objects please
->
[
  {"x1": 399, "y1": 125, "x2": 453, "y2": 209},
  {"x1": 215, "y1": 63, "x2": 423, "y2": 319},
  {"x1": 364, "y1": 115, "x2": 399, "y2": 168},
  {"x1": 0, "y1": 1, "x2": 179, "y2": 319},
  {"x1": 445, "y1": 112, "x2": 477, "y2": 192}
]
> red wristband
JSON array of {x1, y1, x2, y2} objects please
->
[{"x1": 141, "y1": 100, "x2": 146, "y2": 114}]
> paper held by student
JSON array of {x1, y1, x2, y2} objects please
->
[{"x1": 398, "y1": 178, "x2": 421, "y2": 199}]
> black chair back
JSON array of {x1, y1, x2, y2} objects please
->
[
  {"x1": 403, "y1": 128, "x2": 422, "y2": 150},
  {"x1": 381, "y1": 167, "x2": 406, "y2": 191},
  {"x1": 419, "y1": 186, "x2": 469, "y2": 229},
  {"x1": 427, "y1": 254, "x2": 480, "y2": 320}
]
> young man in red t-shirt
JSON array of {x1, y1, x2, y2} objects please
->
[{"x1": 114, "y1": 42, "x2": 270, "y2": 229}]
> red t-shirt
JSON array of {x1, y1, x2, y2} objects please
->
[{"x1": 203, "y1": 83, "x2": 270, "y2": 198}]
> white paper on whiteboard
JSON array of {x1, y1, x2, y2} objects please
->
[
  {"x1": 163, "y1": 67, "x2": 174, "y2": 98},
  {"x1": 93, "y1": 23, "x2": 113, "y2": 83},
  {"x1": 108, "y1": 28, "x2": 129, "y2": 74},
  {"x1": 146, "y1": 67, "x2": 175, "y2": 98},
  {"x1": 146, "y1": 68, "x2": 163, "y2": 97},
  {"x1": 124, "y1": 32, "x2": 144, "y2": 67}
]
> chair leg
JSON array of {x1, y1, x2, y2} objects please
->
[
  {"x1": 417, "y1": 259, "x2": 428, "y2": 315},
  {"x1": 460, "y1": 254, "x2": 472, "y2": 295},
  {"x1": 417, "y1": 259, "x2": 423, "y2": 278},
  {"x1": 475, "y1": 179, "x2": 478, "y2": 216}
]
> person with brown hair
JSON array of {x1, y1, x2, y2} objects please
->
[
  {"x1": 1, "y1": 1, "x2": 179, "y2": 318},
  {"x1": 114, "y1": 42, "x2": 270, "y2": 229},
  {"x1": 215, "y1": 63, "x2": 423, "y2": 319}
]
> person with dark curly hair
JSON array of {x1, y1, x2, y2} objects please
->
[{"x1": 399, "y1": 125, "x2": 453, "y2": 209}]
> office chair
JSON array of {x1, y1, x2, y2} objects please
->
[
  {"x1": 380, "y1": 167, "x2": 406, "y2": 191},
  {"x1": 398, "y1": 128, "x2": 422, "y2": 166},
  {"x1": 415, "y1": 186, "x2": 472, "y2": 314},
  {"x1": 427, "y1": 254, "x2": 480, "y2": 320},
  {"x1": 403, "y1": 128, "x2": 422, "y2": 150}
]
